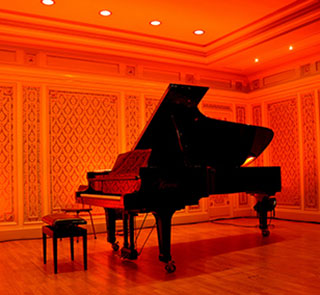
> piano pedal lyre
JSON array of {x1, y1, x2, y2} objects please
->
[{"x1": 253, "y1": 193, "x2": 277, "y2": 237}]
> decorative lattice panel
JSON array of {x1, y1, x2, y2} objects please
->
[
  {"x1": 145, "y1": 97, "x2": 159, "y2": 123},
  {"x1": 236, "y1": 105, "x2": 246, "y2": 123},
  {"x1": 125, "y1": 94, "x2": 141, "y2": 151},
  {"x1": 49, "y1": 89, "x2": 119, "y2": 210},
  {"x1": 0, "y1": 85, "x2": 15, "y2": 223},
  {"x1": 236, "y1": 105, "x2": 249, "y2": 206},
  {"x1": 23, "y1": 86, "x2": 42, "y2": 222},
  {"x1": 301, "y1": 92, "x2": 318, "y2": 210},
  {"x1": 252, "y1": 105, "x2": 264, "y2": 167},
  {"x1": 202, "y1": 102, "x2": 233, "y2": 209},
  {"x1": 268, "y1": 98, "x2": 301, "y2": 207}
]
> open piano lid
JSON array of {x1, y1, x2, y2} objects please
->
[{"x1": 134, "y1": 84, "x2": 274, "y2": 170}]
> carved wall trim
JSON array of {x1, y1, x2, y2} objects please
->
[
  {"x1": 236, "y1": 105, "x2": 248, "y2": 206},
  {"x1": 201, "y1": 102, "x2": 232, "y2": 112},
  {"x1": 49, "y1": 89, "x2": 119, "y2": 211},
  {"x1": 268, "y1": 98, "x2": 301, "y2": 207},
  {"x1": 301, "y1": 92, "x2": 319, "y2": 210},
  {"x1": 145, "y1": 97, "x2": 159, "y2": 123},
  {"x1": 235, "y1": 105, "x2": 246, "y2": 124},
  {"x1": 125, "y1": 94, "x2": 141, "y2": 151},
  {"x1": 252, "y1": 105, "x2": 264, "y2": 167},
  {"x1": 0, "y1": 85, "x2": 15, "y2": 223},
  {"x1": 22, "y1": 86, "x2": 42, "y2": 222}
]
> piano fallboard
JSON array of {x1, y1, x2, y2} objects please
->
[{"x1": 77, "y1": 166, "x2": 281, "y2": 211}]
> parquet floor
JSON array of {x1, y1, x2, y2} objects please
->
[{"x1": 1, "y1": 218, "x2": 320, "y2": 295}]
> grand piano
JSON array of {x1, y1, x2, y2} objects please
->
[{"x1": 76, "y1": 84, "x2": 281, "y2": 272}]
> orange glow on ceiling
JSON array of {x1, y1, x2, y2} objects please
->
[{"x1": 1, "y1": 0, "x2": 320, "y2": 76}]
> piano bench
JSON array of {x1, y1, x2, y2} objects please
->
[{"x1": 41, "y1": 214, "x2": 88, "y2": 274}]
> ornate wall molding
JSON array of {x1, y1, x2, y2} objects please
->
[
  {"x1": 0, "y1": 85, "x2": 15, "y2": 223},
  {"x1": 236, "y1": 105, "x2": 249, "y2": 206},
  {"x1": 235, "y1": 105, "x2": 246, "y2": 124},
  {"x1": 268, "y1": 98, "x2": 301, "y2": 207},
  {"x1": 125, "y1": 94, "x2": 141, "y2": 151},
  {"x1": 145, "y1": 97, "x2": 159, "y2": 123},
  {"x1": 301, "y1": 92, "x2": 319, "y2": 210},
  {"x1": 252, "y1": 105, "x2": 264, "y2": 167},
  {"x1": 22, "y1": 86, "x2": 42, "y2": 222},
  {"x1": 201, "y1": 103, "x2": 232, "y2": 112},
  {"x1": 49, "y1": 89, "x2": 119, "y2": 211}
]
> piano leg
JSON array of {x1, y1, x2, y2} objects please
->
[
  {"x1": 254, "y1": 194, "x2": 277, "y2": 237},
  {"x1": 121, "y1": 212, "x2": 138, "y2": 260},
  {"x1": 104, "y1": 208, "x2": 119, "y2": 251},
  {"x1": 152, "y1": 209, "x2": 176, "y2": 273}
]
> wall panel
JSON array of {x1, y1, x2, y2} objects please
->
[
  {"x1": 267, "y1": 98, "x2": 301, "y2": 207},
  {"x1": 22, "y1": 86, "x2": 42, "y2": 222},
  {"x1": 48, "y1": 89, "x2": 119, "y2": 210},
  {"x1": 0, "y1": 85, "x2": 15, "y2": 223},
  {"x1": 125, "y1": 94, "x2": 141, "y2": 151},
  {"x1": 301, "y1": 92, "x2": 319, "y2": 210}
]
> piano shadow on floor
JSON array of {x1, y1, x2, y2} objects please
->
[{"x1": 89, "y1": 229, "x2": 286, "y2": 282}]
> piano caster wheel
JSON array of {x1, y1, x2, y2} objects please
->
[
  {"x1": 165, "y1": 261, "x2": 176, "y2": 273},
  {"x1": 112, "y1": 242, "x2": 119, "y2": 251},
  {"x1": 262, "y1": 229, "x2": 270, "y2": 237}
]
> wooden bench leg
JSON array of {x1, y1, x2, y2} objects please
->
[
  {"x1": 83, "y1": 232, "x2": 87, "y2": 270},
  {"x1": 53, "y1": 235, "x2": 58, "y2": 274},
  {"x1": 70, "y1": 236, "x2": 74, "y2": 261},
  {"x1": 43, "y1": 232, "x2": 47, "y2": 264}
]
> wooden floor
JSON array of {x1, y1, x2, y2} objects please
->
[{"x1": 1, "y1": 218, "x2": 320, "y2": 295}]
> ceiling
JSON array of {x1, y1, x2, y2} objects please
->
[{"x1": 0, "y1": 0, "x2": 320, "y2": 77}]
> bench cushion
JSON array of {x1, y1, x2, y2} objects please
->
[{"x1": 42, "y1": 213, "x2": 87, "y2": 227}]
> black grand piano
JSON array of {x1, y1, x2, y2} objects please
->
[{"x1": 76, "y1": 84, "x2": 281, "y2": 272}]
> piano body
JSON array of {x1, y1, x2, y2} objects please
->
[{"x1": 76, "y1": 84, "x2": 281, "y2": 272}]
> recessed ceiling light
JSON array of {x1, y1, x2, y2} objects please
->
[
  {"x1": 150, "y1": 20, "x2": 161, "y2": 26},
  {"x1": 193, "y1": 29, "x2": 205, "y2": 35},
  {"x1": 41, "y1": 0, "x2": 55, "y2": 5},
  {"x1": 99, "y1": 10, "x2": 112, "y2": 16},
  {"x1": 254, "y1": 58, "x2": 259, "y2": 63},
  {"x1": 289, "y1": 45, "x2": 293, "y2": 51}
]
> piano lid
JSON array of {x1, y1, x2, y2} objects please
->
[{"x1": 134, "y1": 84, "x2": 273, "y2": 170}]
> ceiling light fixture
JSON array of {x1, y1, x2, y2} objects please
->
[
  {"x1": 99, "y1": 10, "x2": 112, "y2": 16},
  {"x1": 289, "y1": 45, "x2": 293, "y2": 50},
  {"x1": 193, "y1": 30, "x2": 205, "y2": 35},
  {"x1": 254, "y1": 58, "x2": 259, "y2": 63},
  {"x1": 41, "y1": 0, "x2": 55, "y2": 5},
  {"x1": 150, "y1": 20, "x2": 161, "y2": 26}
]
